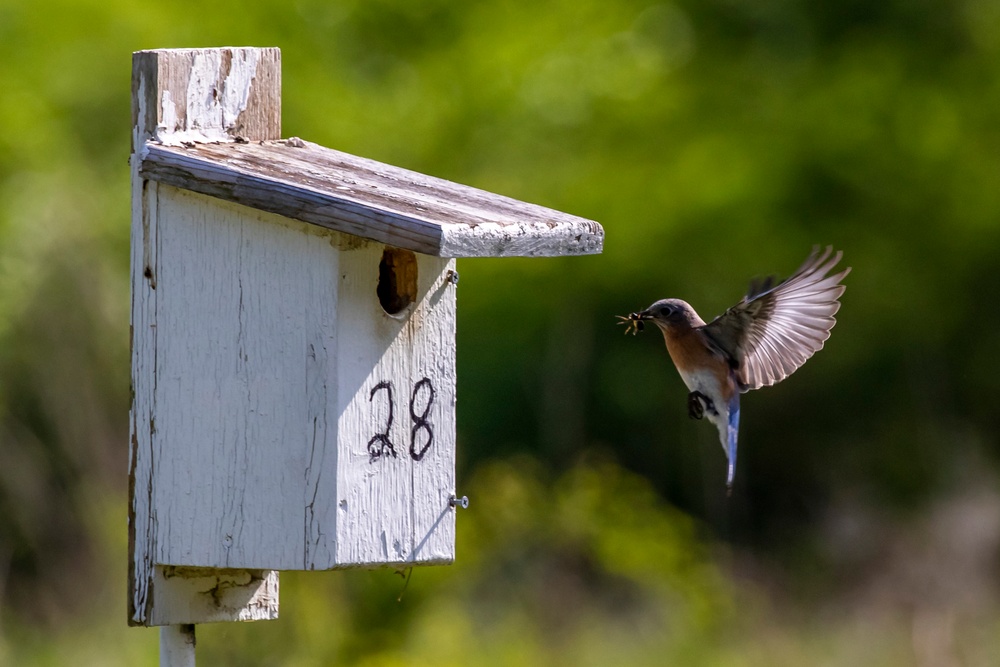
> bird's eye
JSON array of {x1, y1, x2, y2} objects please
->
[{"x1": 660, "y1": 307, "x2": 673, "y2": 317}]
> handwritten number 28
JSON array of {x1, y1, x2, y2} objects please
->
[{"x1": 368, "y1": 378, "x2": 435, "y2": 463}]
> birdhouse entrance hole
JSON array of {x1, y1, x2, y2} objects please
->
[{"x1": 377, "y1": 247, "x2": 418, "y2": 315}]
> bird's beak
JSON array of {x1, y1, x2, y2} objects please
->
[{"x1": 634, "y1": 309, "x2": 654, "y2": 321}]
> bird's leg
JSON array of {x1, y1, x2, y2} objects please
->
[
  {"x1": 687, "y1": 391, "x2": 717, "y2": 420},
  {"x1": 687, "y1": 392, "x2": 704, "y2": 419}
]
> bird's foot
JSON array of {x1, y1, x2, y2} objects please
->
[
  {"x1": 687, "y1": 392, "x2": 704, "y2": 419},
  {"x1": 688, "y1": 391, "x2": 716, "y2": 420}
]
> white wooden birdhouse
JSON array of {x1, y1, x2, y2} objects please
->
[{"x1": 128, "y1": 47, "x2": 603, "y2": 652}]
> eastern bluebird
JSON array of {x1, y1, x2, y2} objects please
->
[{"x1": 621, "y1": 246, "x2": 850, "y2": 490}]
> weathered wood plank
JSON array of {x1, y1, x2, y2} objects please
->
[
  {"x1": 153, "y1": 189, "x2": 338, "y2": 570},
  {"x1": 149, "y1": 567, "x2": 278, "y2": 626},
  {"x1": 333, "y1": 246, "x2": 457, "y2": 566},
  {"x1": 130, "y1": 46, "x2": 282, "y2": 628},
  {"x1": 139, "y1": 140, "x2": 604, "y2": 258},
  {"x1": 131, "y1": 47, "x2": 280, "y2": 149}
]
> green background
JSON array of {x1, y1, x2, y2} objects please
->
[{"x1": 1, "y1": 0, "x2": 999, "y2": 663}]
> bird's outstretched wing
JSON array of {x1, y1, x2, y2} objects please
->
[{"x1": 701, "y1": 246, "x2": 850, "y2": 391}]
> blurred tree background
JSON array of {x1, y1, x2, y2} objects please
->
[{"x1": 1, "y1": 0, "x2": 999, "y2": 663}]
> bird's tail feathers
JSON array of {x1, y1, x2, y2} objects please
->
[{"x1": 726, "y1": 395, "x2": 741, "y2": 490}]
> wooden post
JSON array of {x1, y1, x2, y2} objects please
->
[
  {"x1": 160, "y1": 624, "x2": 196, "y2": 667},
  {"x1": 129, "y1": 48, "x2": 283, "y2": 661}
]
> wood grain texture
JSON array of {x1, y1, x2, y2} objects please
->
[
  {"x1": 130, "y1": 48, "x2": 164, "y2": 626},
  {"x1": 140, "y1": 140, "x2": 605, "y2": 258},
  {"x1": 131, "y1": 47, "x2": 280, "y2": 150},
  {"x1": 150, "y1": 567, "x2": 278, "y2": 626}
]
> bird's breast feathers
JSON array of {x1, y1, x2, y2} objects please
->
[
  {"x1": 677, "y1": 366, "x2": 730, "y2": 403},
  {"x1": 662, "y1": 328, "x2": 735, "y2": 402}
]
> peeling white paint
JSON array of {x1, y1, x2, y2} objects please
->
[
  {"x1": 134, "y1": 74, "x2": 149, "y2": 160},
  {"x1": 153, "y1": 48, "x2": 262, "y2": 145},
  {"x1": 218, "y1": 49, "x2": 260, "y2": 129},
  {"x1": 159, "y1": 89, "x2": 179, "y2": 134}
]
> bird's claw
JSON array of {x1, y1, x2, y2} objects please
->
[
  {"x1": 688, "y1": 392, "x2": 704, "y2": 419},
  {"x1": 688, "y1": 391, "x2": 715, "y2": 420},
  {"x1": 616, "y1": 313, "x2": 645, "y2": 335}
]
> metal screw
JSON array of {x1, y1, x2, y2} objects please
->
[
  {"x1": 449, "y1": 495, "x2": 469, "y2": 509},
  {"x1": 446, "y1": 270, "x2": 460, "y2": 285}
]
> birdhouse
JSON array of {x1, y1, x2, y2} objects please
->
[{"x1": 128, "y1": 46, "x2": 603, "y2": 640}]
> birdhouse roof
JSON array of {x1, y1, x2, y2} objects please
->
[{"x1": 140, "y1": 139, "x2": 604, "y2": 258}]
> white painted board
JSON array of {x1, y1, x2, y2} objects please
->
[{"x1": 136, "y1": 184, "x2": 457, "y2": 568}]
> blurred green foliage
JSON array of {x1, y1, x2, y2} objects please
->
[{"x1": 1, "y1": 0, "x2": 1000, "y2": 663}]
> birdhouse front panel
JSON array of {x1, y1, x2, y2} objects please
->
[
  {"x1": 135, "y1": 185, "x2": 456, "y2": 573},
  {"x1": 332, "y1": 241, "x2": 457, "y2": 567}
]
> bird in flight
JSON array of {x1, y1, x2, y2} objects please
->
[{"x1": 619, "y1": 246, "x2": 850, "y2": 490}]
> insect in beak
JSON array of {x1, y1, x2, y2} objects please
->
[{"x1": 616, "y1": 312, "x2": 647, "y2": 336}]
